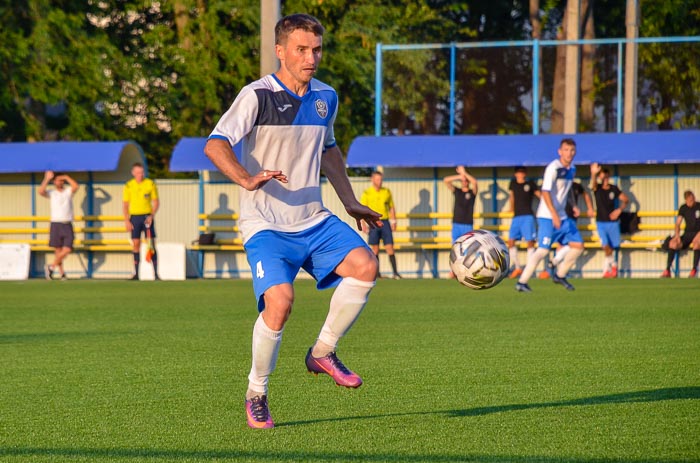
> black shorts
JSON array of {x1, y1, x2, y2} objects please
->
[
  {"x1": 49, "y1": 222, "x2": 74, "y2": 249},
  {"x1": 367, "y1": 221, "x2": 394, "y2": 246},
  {"x1": 130, "y1": 214, "x2": 157, "y2": 239},
  {"x1": 679, "y1": 231, "x2": 699, "y2": 249}
]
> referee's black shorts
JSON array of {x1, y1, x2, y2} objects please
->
[{"x1": 130, "y1": 214, "x2": 157, "y2": 239}]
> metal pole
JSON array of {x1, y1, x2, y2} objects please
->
[
  {"x1": 449, "y1": 43, "x2": 456, "y2": 135},
  {"x1": 617, "y1": 42, "x2": 623, "y2": 133},
  {"x1": 375, "y1": 43, "x2": 383, "y2": 136},
  {"x1": 532, "y1": 39, "x2": 540, "y2": 134}
]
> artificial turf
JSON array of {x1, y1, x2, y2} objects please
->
[{"x1": 0, "y1": 278, "x2": 698, "y2": 462}]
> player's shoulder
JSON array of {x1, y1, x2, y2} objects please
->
[{"x1": 124, "y1": 178, "x2": 136, "y2": 187}]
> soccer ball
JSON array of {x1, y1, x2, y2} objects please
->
[{"x1": 449, "y1": 230, "x2": 509, "y2": 290}]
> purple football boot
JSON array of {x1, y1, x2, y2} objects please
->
[{"x1": 305, "y1": 348, "x2": 363, "y2": 388}]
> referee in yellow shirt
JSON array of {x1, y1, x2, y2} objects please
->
[
  {"x1": 123, "y1": 162, "x2": 159, "y2": 280},
  {"x1": 360, "y1": 171, "x2": 401, "y2": 279}
]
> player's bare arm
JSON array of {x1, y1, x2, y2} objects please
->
[
  {"x1": 60, "y1": 174, "x2": 79, "y2": 194},
  {"x1": 321, "y1": 146, "x2": 382, "y2": 230},
  {"x1": 204, "y1": 138, "x2": 287, "y2": 190},
  {"x1": 38, "y1": 170, "x2": 54, "y2": 198}
]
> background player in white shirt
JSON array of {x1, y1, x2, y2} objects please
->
[
  {"x1": 204, "y1": 13, "x2": 381, "y2": 429},
  {"x1": 516, "y1": 138, "x2": 584, "y2": 292},
  {"x1": 38, "y1": 170, "x2": 79, "y2": 280}
]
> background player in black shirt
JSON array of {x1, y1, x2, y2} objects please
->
[
  {"x1": 444, "y1": 166, "x2": 478, "y2": 279},
  {"x1": 507, "y1": 166, "x2": 540, "y2": 279},
  {"x1": 662, "y1": 190, "x2": 700, "y2": 278},
  {"x1": 590, "y1": 163, "x2": 630, "y2": 278}
]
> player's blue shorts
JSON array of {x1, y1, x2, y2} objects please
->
[
  {"x1": 244, "y1": 215, "x2": 371, "y2": 312},
  {"x1": 536, "y1": 217, "x2": 582, "y2": 249},
  {"x1": 509, "y1": 215, "x2": 536, "y2": 242},
  {"x1": 452, "y1": 223, "x2": 474, "y2": 242},
  {"x1": 596, "y1": 221, "x2": 621, "y2": 248},
  {"x1": 367, "y1": 221, "x2": 394, "y2": 245},
  {"x1": 130, "y1": 214, "x2": 156, "y2": 239}
]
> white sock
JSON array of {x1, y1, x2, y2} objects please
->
[
  {"x1": 313, "y1": 277, "x2": 375, "y2": 357},
  {"x1": 557, "y1": 246, "x2": 583, "y2": 278},
  {"x1": 604, "y1": 255, "x2": 614, "y2": 273},
  {"x1": 247, "y1": 313, "x2": 283, "y2": 397},
  {"x1": 552, "y1": 245, "x2": 571, "y2": 266},
  {"x1": 519, "y1": 247, "x2": 549, "y2": 284},
  {"x1": 509, "y1": 246, "x2": 519, "y2": 269}
]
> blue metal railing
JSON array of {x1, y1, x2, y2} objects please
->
[{"x1": 374, "y1": 36, "x2": 700, "y2": 136}]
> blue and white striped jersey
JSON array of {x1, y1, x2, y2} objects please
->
[
  {"x1": 537, "y1": 158, "x2": 576, "y2": 221},
  {"x1": 209, "y1": 74, "x2": 339, "y2": 243}
]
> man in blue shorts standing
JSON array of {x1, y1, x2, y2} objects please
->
[
  {"x1": 204, "y1": 13, "x2": 381, "y2": 429},
  {"x1": 516, "y1": 138, "x2": 584, "y2": 292},
  {"x1": 590, "y1": 163, "x2": 629, "y2": 278},
  {"x1": 507, "y1": 166, "x2": 540, "y2": 279},
  {"x1": 443, "y1": 166, "x2": 478, "y2": 279}
]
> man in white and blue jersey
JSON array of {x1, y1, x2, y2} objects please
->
[
  {"x1": 516, "y1": 138, "x2": 584, "y2": 292},
  {"x1": 204, "y1": 14, "x2": 382, "y2": 429}
]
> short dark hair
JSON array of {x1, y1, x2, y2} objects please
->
[
  {"x1": 275, "y1": 14, "x2": 324, "y2": 45},
  {"x1": 684, "y1": 190, "x2": 694, "y2": 199},
  {"x1": 371, "y1": 170, "x2": 383, "y2": 177},
  {"x1": 560, "y1": 138, "x2": 576, "y2": 147},
  {"x1": 132, "y1": 162, "x2": 144, "y2": 169},
  {"x1": 514, "y1": 166, "x2": 527, "y2": 172}
]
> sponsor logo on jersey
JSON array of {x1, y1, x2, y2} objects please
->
[{"x1": 315, "y1": 99, "x2": 328, "y2": 118}]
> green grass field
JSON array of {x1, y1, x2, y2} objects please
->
[{"x1": 1, "y1": 278, "x2": 698, "y2": 463}]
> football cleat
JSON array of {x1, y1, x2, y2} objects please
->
[
  {"x1": 552, "y1": 272, "x2": 575, "y2": 291},
  {"x1": 610, "y1": 266, "x2": 618, "y2": 278},
  {"x1": 690, "y1": 268, "x2": 697, "y2": 278},
  {"x1": 660, "y1": 269, "x2": 671, "y2": 278},
  {"x1": 305, "y1": 348, "x2": 363, "y2": 388},
  {"x1": 245, "y1": 395, "x2": 274, "y2": 429},
  {"x1": 44, "y1": 264, "x2": 54, "y2": 280},
  {"x1": 509, "y1": 267, "x2": 523, "y2": 279},
  {"x1": 515, "y1": 282, "x2": 532, "y2": 292}
]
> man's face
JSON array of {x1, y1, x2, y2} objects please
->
[
  {"x1": 514, "y1": 170, "x2": 526, "y2": 181},
  {"x1": 686, "y1": 193, "x2": 696, "y2": 207},
  {"x1": 371, "y1": 173, "x2": 383, "y2": 188},
  {"x1": 558, "y1": 143, "x2": 576, "y2": 167},
  {"x1": 53, "y1": 177, "x2": 65, "y2": 189},
  {"x1": 132, "y1": 166, "x2": 145, "y2": 182},
  {"x1": 276, "y1": 29, "x2": 322, "y2": 86}
]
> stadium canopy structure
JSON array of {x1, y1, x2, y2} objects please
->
[
  {"x1": 169, "y1": 137, "x2": 241, "y2": 172},
  {"x1": 346, "y1": 131, "x2": 700, "y2": 168},
  {"x1": 170, "y1": 132, "x2": 700, "y2": 171},
  {"x1": 0, "y1": 140, "x2": 146, "y2": 174}
]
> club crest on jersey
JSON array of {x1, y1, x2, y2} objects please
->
[{"x1": 315, "y1": 99, "x2": 328, "y2": 118}]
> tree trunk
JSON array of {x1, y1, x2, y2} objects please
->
[
  {"x1": 580, "y1": 0, "x2": 596, "y2": 131},
  {"x1": 551, "y1": 8, "x2": 567, "y2": 133}
]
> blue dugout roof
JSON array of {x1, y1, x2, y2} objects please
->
[
  {"x1": 0, "y1": 140, "x2": 145, "y2": 173},
  {"x1": 168, "y1": 131, "x2": 700, "y2": 172},
  {"x1": 346, "y1": 131, "x2": 700, "y2": 168},
  {"x1": 169, "y1": 137, "x2": 241, "y2": 172}
]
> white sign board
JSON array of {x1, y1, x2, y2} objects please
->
[
  {"x1": 0, "y1": 244, "x2": 31, "y2": 280},
  {"x1": 139, "y1": 242, "x2": 186, "y2": 281}
]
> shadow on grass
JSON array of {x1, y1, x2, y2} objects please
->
[
  {"x1": 280, "y1": 386, "x2": 700, "y2": 426},
  {"x1": 449, "y1": 386, "x2": 700, "y2": 417},
  {"x1": 1, "y1": 387, "x2": 697, "y2": 462},
  {"x1": 0, "y1": 447, "x2": 694, "y2": 463}
]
